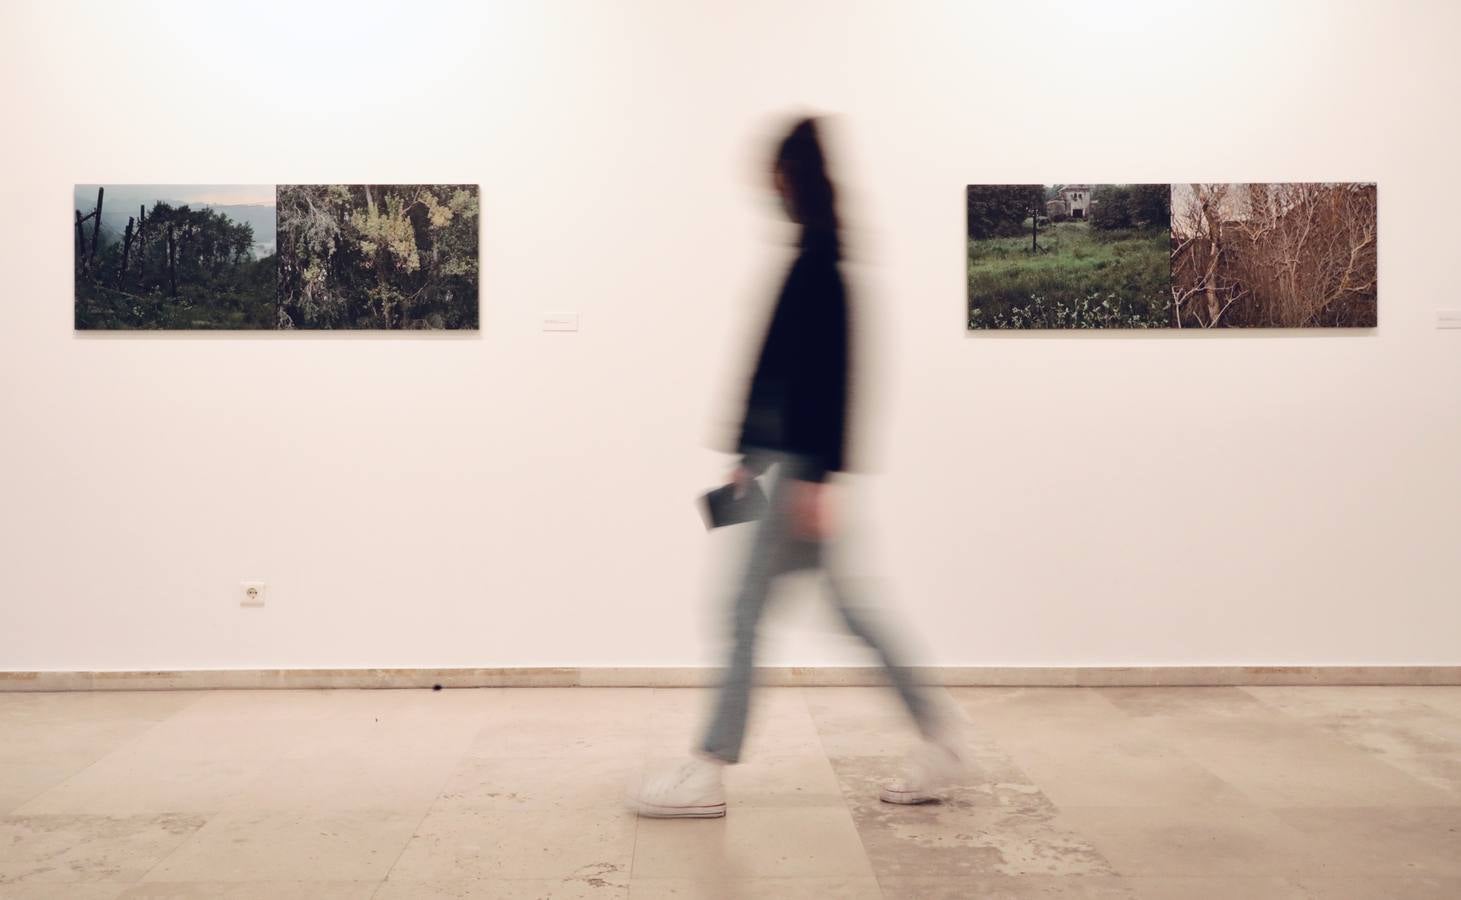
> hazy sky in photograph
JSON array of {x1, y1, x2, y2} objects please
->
[{"x1": 73, "y1": 184, "x2": 276, "y2": 210}]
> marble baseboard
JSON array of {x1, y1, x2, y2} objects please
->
[{"x1": 2, "y1": 665, "x2": 1458, "y2": 691}]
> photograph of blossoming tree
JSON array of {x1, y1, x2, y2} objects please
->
[{"x1": 277, "y1": 184, "x2": 480, "y2": 329}]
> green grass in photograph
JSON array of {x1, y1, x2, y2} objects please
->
[{"x1": 967, "y1": 221, "x2": 1170, "y2": 329}]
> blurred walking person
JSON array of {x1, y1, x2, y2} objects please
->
[{"x1": 630, "y1": 117, "x2": 965, "y2": 819}]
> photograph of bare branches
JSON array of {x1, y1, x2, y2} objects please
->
[
  {"x1": 1170, "y1": 183, "x2": 1377, "y2": 328},
  {"x1": 276, "y1": 185, "x2": 479, "y2": 330},
  {"x1": 74, "y1": 185, "x2": 277, "y2": 329}
]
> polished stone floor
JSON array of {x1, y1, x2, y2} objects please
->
[{"x1": 1, "y1": 685, "x2": 1459, "y2": 898}]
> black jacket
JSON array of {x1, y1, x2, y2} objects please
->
[{"x1": 736, "y1": 230, "x2": 849, "y2": 482}]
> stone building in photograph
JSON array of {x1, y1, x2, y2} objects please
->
[{"x1": 1045, "y1": 184, "x2": 1093, "y2": 219}]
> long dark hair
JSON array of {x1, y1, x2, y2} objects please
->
[{"x1": 774, "y1": 117, "x2": 840, "y2": 241}]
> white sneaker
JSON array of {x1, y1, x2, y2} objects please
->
[
  {"x1": 880, "y1": 737, "x2": 966, "y2": 805},
  {"x1": 630, "y1": 755, "x2": 727, "y2": 818}
]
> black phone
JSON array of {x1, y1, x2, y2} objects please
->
[{"x1": 699, "y1": 480, "x2": 769, "y2": 529}]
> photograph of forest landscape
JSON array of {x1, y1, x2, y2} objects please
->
[
  {"x1": 967, "y1": 184, "x2": 1172, "y2": 329},
  {"x1": 277, "y1": 184, "x2": 479, "y2": 329},
  {"x1": 1171, "y1": 183, "x2": 1376, "y2": 327},
  {"x1": 74, "y1": 184, "x2": 480, "y2": 330},
  {"x1": 74, "y1": 185, "x2": 277, "y2": 329}
]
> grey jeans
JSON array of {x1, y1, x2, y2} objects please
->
[{"x1": 700, "y1": 451, "x2": 939, "y2": 763}]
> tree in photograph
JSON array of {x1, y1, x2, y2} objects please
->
[
  {"x1": 1171, "y1": 183, "x2": 1377, "y2": 327},
  {"x1": 73, "y1": 194, "x2": 273, "y2": 329},
  {"x1": 89, "y1": 187, "x2": 104, "y2": 271},
  {"x1": 1090, "y1": 185, "x2": 1133, "y2": 230},
  {"x1": 275, "y1": 184, "x2": 345, "y2": 326},
  {"x1": 966, "y1": 185, "x2": 1044, "y2": 240},
  {"x1": 277, "y1": 184, "x2": 480, "y2": 329},
  {"x1": 1091, "y1": 185, "x2": 1169, "y2": 232},
  {"x1": 118, "y1": 215, "x2": 135, "y2": 284},
  {"x1": 74, "y1": 187, "x2": 105, "y2": 274},
  {"x1": 1096, "y1": 190, "x2": 1127, "y2": 228},
  {"x1": 1170, "y1": 183, "x2": 1248, "y2": 327},
  {"x1": 166, "y1": 223, "x2": 178, "y2": 297},
  {"x1": 1233, "y1": 183, "x2": 1377, "y2": 327},
  {"x1": 136, "y1": 205, "x2": 147, "y2": 288},
  {"x1": 1130, "y1": 184, "x2": 1171, "y2": 228}
]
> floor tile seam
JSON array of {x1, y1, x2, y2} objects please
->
[
  {"x1": 799, "y1": 685, "x2": 884, "y2": 897},
  {"x1": 998, "y1": 728, "x2": 1265, "y2": 807},
  {"x1": 5, "y1": 712, "x2": 202, "y2": 819},
  {"x1": 627, "y1": 744, "x2": 645, "y2": 887},
  {"x1": 369, "y1": 753, "x2": 468, "y2": 894},
  {"x1": 128, "y1": 803, "x2": 452, "y2": 885},
  {"x1": 2, "y1": 772, "x2": 85, "y2": 817},
  {"x1": 109, "y1": 806, "x2": 221, "y2": 886},
  {"x1": 1096, "y1": 711, "x2": 1449, "y2": 793}
]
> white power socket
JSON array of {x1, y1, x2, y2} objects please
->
[
  {"x1": 240, "y1": 581, "x2": 267, "y2": 607},
  {"x1": 1437, "y1": 310, "x2": 1461, "y2": 329}
]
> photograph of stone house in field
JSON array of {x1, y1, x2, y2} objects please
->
[{"x1": 966, "y1": 184, "x2": 1171, "y2": 329}]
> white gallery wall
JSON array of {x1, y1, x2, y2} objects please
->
[{"x1": 2, "y1": 0, "x2": 1458, "y2": 672}]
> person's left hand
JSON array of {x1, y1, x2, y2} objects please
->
[
  {"x1": 788, "y1": 480, "x2": 833, "y2": 541},
  {"x1": 730, "y1": 465, "x2": 754, "y2": 499}
]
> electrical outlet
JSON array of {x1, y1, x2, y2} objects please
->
[
  {"x1": 240, "y1": 581, "x2": 267, "y2": 607},
  {"x1": 1437, "y1": 309, "x2": 1461, "y2": 329}
]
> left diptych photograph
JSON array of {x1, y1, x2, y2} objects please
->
[
  {"x1": 74, "y1": 184, "x2": 480, "y2": 330},
  {"x1": 74, "y1": 185, "x2": 278, "y2": 330}
]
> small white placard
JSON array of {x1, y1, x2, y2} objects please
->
[{"x1": 542, "y1": 312, "x2": 579, "y2": 332}]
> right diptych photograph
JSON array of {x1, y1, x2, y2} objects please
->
[{"x1": 967, "y1": 182, "x2": 1377, "y2": 329}]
